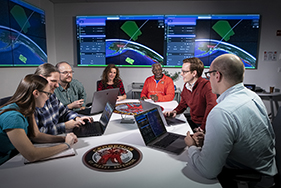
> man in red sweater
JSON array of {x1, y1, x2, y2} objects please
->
[
  {"x1": 164, "y1": 58, "x2": 217, "y2": 131},
  {"x1": 140, "y1": 63, "x2": 175, "y2": 102}
]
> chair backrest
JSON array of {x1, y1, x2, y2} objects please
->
[
  {"x1": 0, "y1": 96, "x2": 12, "y2": 106},
  {"x1": 272, "y1": 106, "x2": 281, "y2": 188},
  {"x1": 218, "y1": 107, "x2": 281, "y2": 188}
]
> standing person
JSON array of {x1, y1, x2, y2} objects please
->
[
  {"x1": 140, "y1": 63, "x2": 175, "y2": 102},
  {"x1": 164, "y1": 58, "x2": 217, "y2": 131},
  {"x1": 34, "y1": 63, "x2": 92, "y2": 135},
  {"x1": 0, "y1": 74, "x2": 78, "y2": 165},
  {"x1": 55, "y1": 61, "x2": 86, "y2": 111},
  {"x1": 97, "y1": 64, "x2": 126, "y2": 101},
  {"x1": 185, "y1": 54, "x2": 277, "y2": 187}
]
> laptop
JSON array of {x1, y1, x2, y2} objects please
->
[
  {"x1": 244, "y1": 84, "x2": 256, "y2": 91},
  {"x1": 73, "y1": 102, "x2": 114, "y2": 137},
  {"x1": 134, "y1": 107, "x2": 187, "y2": 155},
  {"x1": 140, "y1": 100, "x2": 186, "y2": 126},
  {"x1": 77, "y1": 88, "x2": 119, "y2": 115}
]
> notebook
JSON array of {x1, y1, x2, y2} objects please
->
[
  {"x1": 140, "y1": 100, "x2": 186, "y2": 126},
  {"x1": 24, "y1": 143, "x2": 76, "y2": 164},
  {"x1": 77, "y1": 88, "x2": 119, "y2": 115},
  {"x1": 134, "y1": 107, "x2": 187, "y2": 155},
  {"x1": 73, "y1": 102, "x2": 114, "y2": 137}
]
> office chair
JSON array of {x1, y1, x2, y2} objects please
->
[
  {"x1": 217, "y1": 106, "x2": 281, "y2": 188},
  {"x1": 0, "y1": 96, "x2": 12, "y2": 106},
  {"x1": 0, "y1": 96, "x2": 19, "y2": 164},
  {"x1": 272, "y1": 106, "x2": 281, "y2": 188},
  {"x1": 231, "y1": 106, "x2": 281, "y2": 188}
]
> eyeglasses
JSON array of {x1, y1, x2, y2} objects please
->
[
  {"x1": 39, "y1": 91, "x2": 52, "y2": 98},
  {"x1": 181, "y1": 70, "x2": 190, "y2": 74},
  {"x1": 60, "y1": 71, "x2": 74, "y2": 75},
  {"x1": 204, "y1": 70, "x2": 217, "y2": 79}
]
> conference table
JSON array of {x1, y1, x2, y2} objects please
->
[{"x1": 0, "y1": 99, "x2": 221, "y2": 188}]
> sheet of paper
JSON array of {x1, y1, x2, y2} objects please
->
[{"x1": 23, "y1": 143, "x2": 76, "y2": 164}]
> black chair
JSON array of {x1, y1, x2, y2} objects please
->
[
  {"x1": 0, "y1": 96, "x2": 18, "y2": 165},
  {"x1": 0, "y1": 96, "x2": 12, "y2": 106},
  {"x1": 217, "y1": 107, "x2": 281, "y2": 188},
  {"x1": 272, "y1": 106, "x2": 281, "y2": 188}
]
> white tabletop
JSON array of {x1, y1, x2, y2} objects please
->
[
  {"x1": 0, "y1": 99, "x2": 221, "y2": 188},
  {"x1": 257, "y1": 92, "x2": 281, "y2": 97}
]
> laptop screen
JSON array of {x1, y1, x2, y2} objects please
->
[
  {"x1": 134, "y1": 108, "x2": 167, "y2": 144},
  {"x1": 99, "y1": 102, "x2": 114, "y2": 130}
]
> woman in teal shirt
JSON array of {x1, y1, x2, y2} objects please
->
[{"x1": 0, "y1": 74, "x2": 78, "y2": 165}]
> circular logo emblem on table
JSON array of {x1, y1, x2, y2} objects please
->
[{"x1": 83, "y1": 144, "x2": 142, "y2": 172}]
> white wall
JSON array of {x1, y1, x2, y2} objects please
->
[{"x1": 1, "y1": 0, "x2": 281, "y2": 114}]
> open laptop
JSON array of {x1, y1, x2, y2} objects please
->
[
  {"x1": 134, "y1": 107, "x2": 187, "y2": 155},
  {"x1": 73, "y1": 102, "x2": 114, "y2": 137},
  {"x1": 140, "y1": 100, "x2": 186, "y2": 126},
  {"x1": 77, "y1": 88, "x2": 119, "y2": 115}
]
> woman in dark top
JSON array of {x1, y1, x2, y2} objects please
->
[{"x1": 97, "y1": 64, "x2": 126, "y2": 101}]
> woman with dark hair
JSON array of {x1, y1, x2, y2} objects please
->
[
  {"x1": 0, "y1": 74, "x2": 78, "y2": 165},
  {"x1": 97, "y1": 64, "x2": 126, "y2": 101}
]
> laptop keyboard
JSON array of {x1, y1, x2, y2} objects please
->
[
  {"x1": 154, "y1": 134, "x2": 180, "y2": 148},
  {"x1": 73, "y1": 122, "x2": 101, "y2": 136}
]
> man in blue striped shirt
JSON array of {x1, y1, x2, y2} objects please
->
[{"x1": 34, "y1": 63, "x2": 92, "y2": 135}]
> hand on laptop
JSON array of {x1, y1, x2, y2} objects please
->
[
  {"x1": 163, "y1": 110, "x2": 177, "y2": 118},
  {"x1": 65, "y1": 116, "x2": 94, "y2": 130}
]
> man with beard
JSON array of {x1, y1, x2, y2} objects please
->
[
  {"x1": 140, "y1": 63, "x2": 175, "y2": 102},
  {"x1": 55, "y1": 61, "x2": 86, "y2": 111}
]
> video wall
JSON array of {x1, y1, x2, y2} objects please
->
[
  {"x1": 0, "y1": 0, "x2": 47, "y2": 67},
  {"x1": 76, "y1": 14, "x2": 260, "y2": 69}
]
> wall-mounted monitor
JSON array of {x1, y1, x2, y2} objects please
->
[
  {"x1": 0, "y1": 0, "x2": 47, "y2": 67},
  {"x1": 75, "y1": 14, "x2": 260, "y2": 69}
]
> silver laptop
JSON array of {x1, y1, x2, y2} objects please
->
[
  {"x1": 73, "y1": 102, "x2": 114, "y2": 137},
  {"x1": 77, "y1": 88, "x2": 119, "y2": 115},
  {"x1": 134, "y1": 107, "x2": 187, "y2": 155},
  {"x1": 140, "y1": 100, "x2": 186, "y2": 126}
]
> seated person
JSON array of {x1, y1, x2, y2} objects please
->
[
  {"x1": 54, "y1": 61, "x2": 86, "y2": 111},
  {"x1": 0, "y1": 74, "x2": 78, "y2": 165},
  {"x1": 164, "y1": 58, "x2": 217, "y2": 131},
  {"x1": 34, "y1": 63, "x2": 92, "y2": 135},
  {"x1": 185, "y1": 54, "x2": 277, "y2": 187},
  {"x1": 140, "y1": 63, "x2": 175, "y2": 102},
  {"x1": 97, "y1": 64, "x2": 126, "y2": 101}
]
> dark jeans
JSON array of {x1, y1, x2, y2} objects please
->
[{"x1": 184, "y1": 113, "x2": 200, "y2": 130}]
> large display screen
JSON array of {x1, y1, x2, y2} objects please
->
[
  {"x1": 76, "y1": 14, "x2": 260, "y2": 69},
  {"x1": 0, "y1": 0, "x2": 47, "y2": 67}
]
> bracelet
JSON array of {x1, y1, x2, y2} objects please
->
[{"x1": 64, "y1": 143, "x2": 71, "y2": 149}]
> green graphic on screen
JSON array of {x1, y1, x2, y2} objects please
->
[
  {"x1": 10, "y1": 5, "x2": 31, "y2": 33},
  {"x1": 212, "y1": 21, "x2": 234, "y2": 41},
  {"x1": 121, "y1": 21, "x2": 142, "y2": 41}
]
